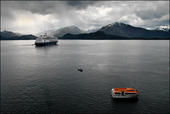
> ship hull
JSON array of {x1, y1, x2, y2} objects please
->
[
  {"x1": 35, "y1": 41, "x2": 58, "y2": 46},
  {"x1": 111, "y1": 94, "x2": 138, "y2": 99}
]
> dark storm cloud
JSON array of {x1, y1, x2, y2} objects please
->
[
  {"x1": 2, "y1": 1, "x2": 96, "y2": 15},
  {"x1": 2, "y1": 1, "x2": 65, "y2": 14},
  {"x1": 66, "y1": 1, "x2": 97, "y2": 9},
  {"x1": 1, "y1": 1, "x2": 169, "y2": 34}
]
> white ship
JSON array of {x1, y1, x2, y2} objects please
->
[{"x1": 35, "y1": 33, "x2": 58, "y2": 46}]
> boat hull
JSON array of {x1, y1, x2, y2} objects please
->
[
  {"x1": 111, "y1": 94, "x2": 138, "y2": 99},
  {"x1": 35, "y1": 41, "x2": 58, "y2": 46}
]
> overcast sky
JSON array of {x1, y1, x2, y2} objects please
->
[{"x1": 1, "y1": 1, "x2": 169, "y2": 35}]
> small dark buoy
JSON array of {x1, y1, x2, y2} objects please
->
[{"x1": 78, "y1": 68, "x2": 83, "y2": 72}]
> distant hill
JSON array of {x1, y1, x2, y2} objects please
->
[
  {"x1": 0, "y1": 31, "x2": 20, "y2": 38},
  {"x1": 0, "y1": 31, "x2": 37, "y2": 40},
  {"x1": 39, "y1": 25, "x2": 84, "y2": 37},
  {"x1": 60, "y1": 30, "x2": 169, "y2": 40},
  {"x1": 99, "y1": 22, "x2": 169, "y2": 39},
  {"x1": 60, "y1": 31, "x2": 129, "y2": 40}
]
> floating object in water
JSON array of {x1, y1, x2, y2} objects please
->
[
  {"x1": 77, "y1": 68, "x2": 83, "y2": 72},
  {"x1": 111, "y1": 88, "x2": 138, "y2": 99},
  {"x1": 35, "y1": 33, "x2": 58, "y2": 46}
]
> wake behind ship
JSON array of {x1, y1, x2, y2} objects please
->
[{"x1": 35, "y1": 33, "x2": 58, "y2": 46}]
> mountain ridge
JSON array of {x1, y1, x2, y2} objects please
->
[
  {"x1": 60, "y1": 31, "x2": 169, "y2": 40},
  {"x1": 38, "y1": 25, "x2": 84, "y2": 37},
  {"x1": 0, "y1": 31, "x2": 37, "y2": 40},
  {"x1": 1, "y1": 22, "x2": 169, "y2": 40},
  {"x1": 99, "y1": 22, "x2": 169, "y2": 38}
]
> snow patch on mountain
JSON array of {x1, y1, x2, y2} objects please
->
[{"x1": 155, "y1": 25, "x2": 170, "y2": 32}]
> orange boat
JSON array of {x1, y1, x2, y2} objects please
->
[{"x1": 111, "y1": 88, "x2": 139, "y2": 99}]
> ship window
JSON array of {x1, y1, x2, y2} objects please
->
[
  {"x1": 115, "y1": 93, "x2": 121, "y2": 95},
  {"x1": 126, "y1": 93, "x2": 136, "y2": 94}
]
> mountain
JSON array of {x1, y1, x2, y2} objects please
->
[
  {"x1": 60, "y1": 30, "x2": 169, "y2": 40},
  {"x1": 1, "y1": 23, "x2": 169, "y2": 40},
  {"x1": 85, "y1": 28, "x2": 99, "y2": 33},
  {"x1": 39, "y1": 25, "x2": 84, "y2": 37},
  {"x1": 154, "y1": 25, "x2": 170, "y2": 32},
  {"x1": 0, "y1": 31, "x2": 37, "y2": 40},
  {"x1": 60, "y1": 31, "x2": 129, "y2": 40},
  {"x1": 0, "y1": 31, "x2": 20, "y2": 38},
  {"x1": 99, "y1": 22, "x2": 169, "y2": 38}
]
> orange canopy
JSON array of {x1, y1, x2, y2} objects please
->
[{"x1": 113, "y1": 88, "x2": 138, "y2": 93}]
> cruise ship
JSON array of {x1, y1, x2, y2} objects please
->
[
  {"x1": 111, "y1": 88, "x2": 139, "y2": 99},
  {"x1": 35, "y1": 33, "x2": 58, "y2": 46}
]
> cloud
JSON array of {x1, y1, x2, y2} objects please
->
[
  {"x1": 1, "y1": 1, "x2": 169, "y2": 35},
  {"x1": 66, "y1": 1, "x2": 97, "y2": 9},
  {"x1": 118, "y1": 14, "x2": 144, "y2": 26},
  {"x1": 12, "y1": 11, "x2": 59, "y2": 34},
  {"x1": 134, "y1": 1, "x2": 169, "y2": 20}
]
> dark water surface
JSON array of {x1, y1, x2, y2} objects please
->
[{"x1": 1, "y1": 40, "x2": 169, "y2": 113}]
